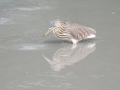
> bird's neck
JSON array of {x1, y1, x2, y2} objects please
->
[
  {"x1": 52, "y1": 23, "x2": 66, "y2": 38},
  {"x1": 58, "y1": 23, "x2": 65, "y2": 32}
]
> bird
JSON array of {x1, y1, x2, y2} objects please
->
[{"x1": 43, "y1": 19, "x2": 96, "y2": 44}]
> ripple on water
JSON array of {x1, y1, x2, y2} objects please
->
[
  {"x1": 14, "y1": 6, "x2": 52, "y2": 11},
  {"x1": 18, "y1": 44, "x2": 47, "y2": 50},
  {"x1": 0, "y1": 43, "x2": 47, "y2": 51},
  {"x1": 0, "y1": 18, "x2": 10, "y2": 25}
]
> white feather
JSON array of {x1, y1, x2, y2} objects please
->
[{"x1": 87, "y1": 34, "x2": 96, "y2": 38}]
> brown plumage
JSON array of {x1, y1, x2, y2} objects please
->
[{"x1": 44, "y1": 19, "x2": 96, "y2": 44}]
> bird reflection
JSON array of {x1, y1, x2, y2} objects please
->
[{"x1": 42, "y1": 42, "x2": 96, "y2": 71}]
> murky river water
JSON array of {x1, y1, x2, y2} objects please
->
[{"x1": 0, "y1": 0, "x2": 120, "y2": 90}]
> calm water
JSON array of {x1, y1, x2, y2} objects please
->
[{"x1": 0, "y1": 0, "x2": 120, "y2": 90}]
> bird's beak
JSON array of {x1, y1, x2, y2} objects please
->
[{"x1": 44, "y1": 27, "x2": 54, "y2": 37}]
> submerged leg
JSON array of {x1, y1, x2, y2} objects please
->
[{"x1": 71, "y1": 39, "x2": 78, "y2": 44}]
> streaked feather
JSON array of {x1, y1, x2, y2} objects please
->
[
  {"x1": 65, "y1": 23, "x2": 96, "y2": 40},
  {"x1": 47, "y1": 19, "x2": 96, "y2": 44}
]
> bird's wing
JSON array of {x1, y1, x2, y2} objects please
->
[{"x1": 66, "y1": 23, "x2": 96, "y2": 40}]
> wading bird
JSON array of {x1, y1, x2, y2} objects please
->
[{"x1": 43, "y1": 19, "x2": 96, "y2": 44}]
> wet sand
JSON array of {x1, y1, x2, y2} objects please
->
[{"x1": 0, "y1": 0, "x2": 120, "y2": 90}]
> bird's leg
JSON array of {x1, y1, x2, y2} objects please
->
[
  {"x1": 71, "y1": 39, "x2": 78, "y2": 44},
  {"x1": 71, "y1": 39, "x2": 78, "y2": 49}
]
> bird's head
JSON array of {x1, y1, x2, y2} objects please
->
[
  {"x1": 44, "y1": 19, "x2": 63, "y2": 37},
  {"x1": 50, "y1": 19, "x2": 62, "y2": 27}
]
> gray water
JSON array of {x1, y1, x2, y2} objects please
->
[{"x1": 0, "y1": 0, "x2": 120, "y2": 90}]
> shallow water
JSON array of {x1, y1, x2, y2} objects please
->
[{"x1": 0, "y1": 0, "x2": 120, "y2": 90}]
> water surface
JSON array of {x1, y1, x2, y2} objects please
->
[{"x1": 0, "y1": 0, "x2": 120, "y2": 90}]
